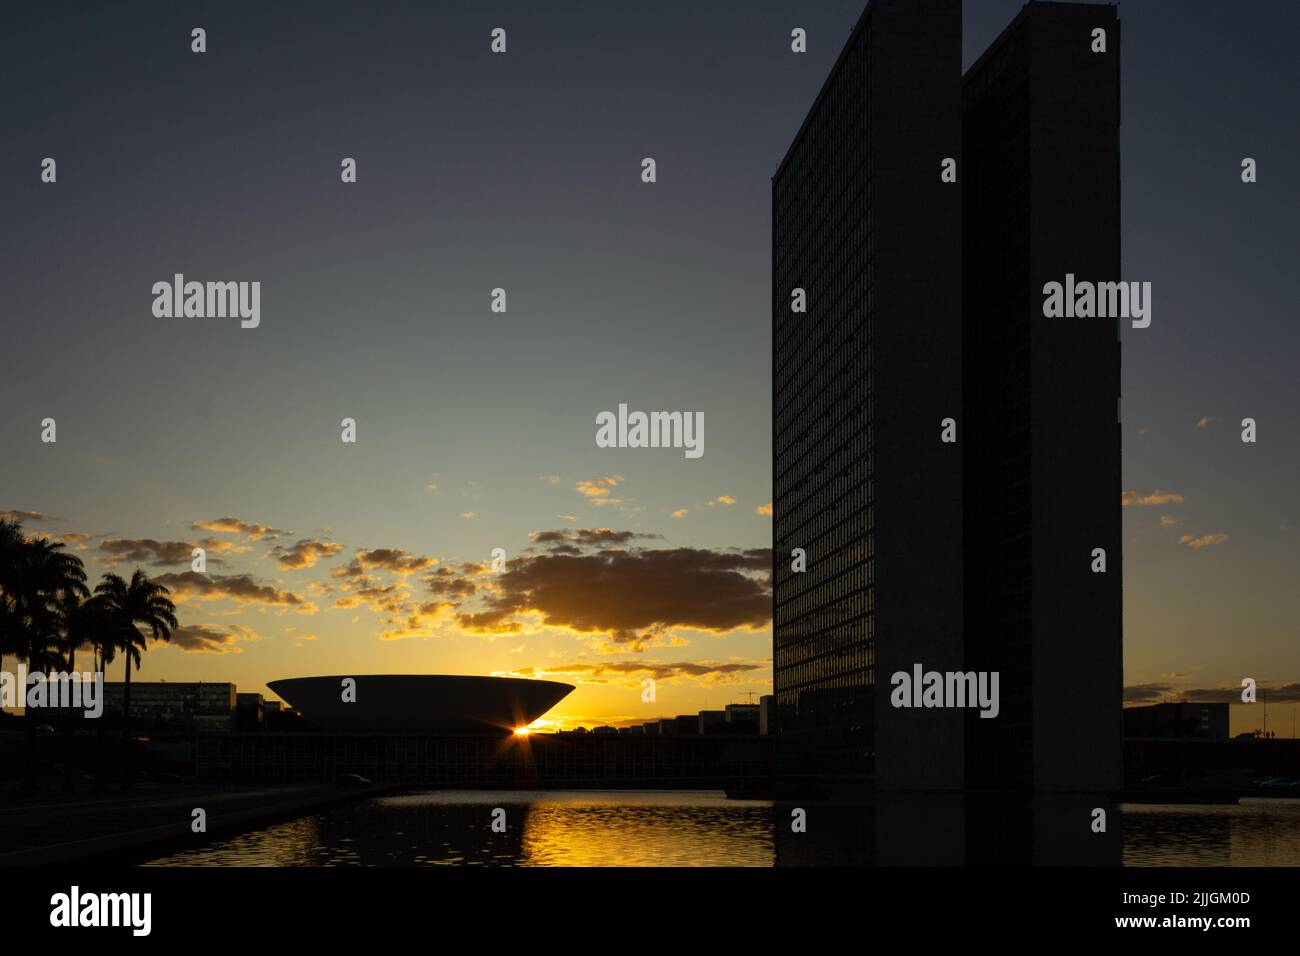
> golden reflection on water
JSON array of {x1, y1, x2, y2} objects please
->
[
  {"x1": 142, "y1": 792, "x2": 1300, "y2": 867},
  {"x1": 517, "y1": 792, "x2": 773, "y2": 867},
  {"x1": 145, "y1": 790, "x2": 775, "y2": 867}
]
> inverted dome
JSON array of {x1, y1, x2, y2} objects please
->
[{"x1": 266, "y1": 675, "x2": 574, "y2": 735}]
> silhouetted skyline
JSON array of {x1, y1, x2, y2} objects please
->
[{"x1": 2, "y1": 1, "x2": 1297, "y2": 733}]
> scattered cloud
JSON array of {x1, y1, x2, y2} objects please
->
[
  {"x1": 530, "y1": 528, "x2": 661, "y2": 550},
  {"x1": 272, "y1": 538, "x2": 343, "y2": 570},
  {"x1": 755, "y1": 502, "x2": 773, "y2": 517},
  {"x1": 576, "y1": 475, "x2": 624, "y2": 506},
  {"x1": 191, "y1": 516, "x2": 290, "y2": 541},
  {"x1": 167, "y1": 622, "x2": 261, "y2": 654},
  {"x1": 1127, "y1": 682, "x2": 1300, "y2": 705},
  {"x1": 97, "y1": 536, "x2": 244, "y2": 567},
  {"x1": 1159, "y1": 515, "x2": 1182, "y2": 527},
  {"x1": 333, "y1": 548, "x2": 437, "y2": 579},
  {"x1": 456, "y1": 545, "x2": 772, "y2": 651},
  {"x1": 1123, "y1": 683, "x2": 1175, "y2": 705},
  {"x1": 1179, "y1": 533, "x2": 1229, "y2": 550},
  {"x1": 672, "y1": 509, "x2": 689, "y2": 519},
  {"x1": 501, "y1": 659, "x2": 768, "y2": 687},
  {"x1": 1, "y1": 510, "x2": 51, "y2": 523},
  {"x1": 333, "y1": 581, "x2": 411, "y2": 615},
  {"x1": 1122, "y1": 490, "x2": 1185, "y2": 507},
  {"x1": 377, "y1": 601, "x2": 457, "y2": 640},
  {"x1": 153, "y1": 571, "x2": 305, "y2": 607}
]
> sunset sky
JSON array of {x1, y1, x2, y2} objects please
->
[{"x1": 2, "y1": 1, "x2": 1297, "y2": 733}]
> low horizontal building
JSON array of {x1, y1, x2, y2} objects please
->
[
  {"x1": 106, "y1": 681, "x2": 235, "y2": 734},
  {"x1": 1124, "y1": 703, "x2": 1230, "y2": 741}
]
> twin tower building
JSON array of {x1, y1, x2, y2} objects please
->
[{"x1": 773, "y1": 0, "x2": 1122, "y2": 793}]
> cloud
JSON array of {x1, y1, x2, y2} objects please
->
[
  {"x1": 529, "y1": 528, "x2": 661, "y2": 550},
  {"x1": 333, "y1": 548, "x2": 437, "y2": 579},
  {"x1": 191, "y1": 516, "x2": 290, "y2": 541},
  {"x1": 755, "y1": 502, "x2": 773, "y2": 517},
  {"x1": 1196, "y1": 417, "x2": 1218, "y2": 428},
  {"x1": 1125, "y1": 682, "x2": 1300, "y2": 705},
  {"x1": 423, "y1": 565, "x2": 479, "y2": 598},
  {"x1": 1, "y1": 510, "x2": 52, "y2": 523},
  {"x1": 332, "y1": 581, "x2": 410, "y2": 615},
  {"x1": 455, "y1": 545, "x2": 772, "y2": 650},
  {"x1": 715, "y1": 495, "x2": 737, "y2": 506},
  {"x1": 377, "y1": 601, "x2": 458, "y2": 640},
  {"x1": 1122, "y1": 490, "x2": 1185, "y2": 507},
  {"x1": 1123, "y1": 683, "x2": 1175, "y2": 705},
  {"x1": 576, "y1": 475, "x2": 624, "y2": 506},
  {"x1": 97, "y1": 537, "x2": 241, "y2": 567},
  {"x1": 153, "y1": 571, "x2": 304, "y2": 606},
  {"x1": 167, "y1": 622, "x2": 261, "y2": 654},
  {"x1": 1182, "y1": 683, "x2": 1300, "y2": 703},
  {"x1": 538, "y1": 475, "x2": 561, "y2": 485},
  {"x1": 671, "y1": 509, "x2": 689, "y2": 519},
  {"x1": 1159, "y1": 515, "x2": 1182, "y2": 527},
  {"x1": 272, "y1": 538, "x2": 343, "y2": 570},
  {"x1": 31, "y1": 531, "x2": 92, "y2": 549},
  {"x1": 502, "y1": 659, "x2": 768, "y2": 686},
  {"x1": 1179, "y1": 533, "x2": 1228, "y2": 550}
]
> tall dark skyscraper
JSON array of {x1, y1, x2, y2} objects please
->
[
  {"x1": 774, "y1": 0, "x2": 1121, "y2": 793},
  {"x1": 772, "y1": 0, "x2": 965, "y2": 789},
  {"x1": 962, "y1": 1, "x2": 1123, "y2": 792}
]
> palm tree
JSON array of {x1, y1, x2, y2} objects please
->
[
  {"x1": 1, "y1": 530, "x2": 88, "y2": 790},
  {"x1": 0, "y1": 518, "x2": 28, "y2": 690},
  {"x1": 0, "y1": 519, "x2": 27, "y2": 787},
  {"x1": 95, "y1": 570, "x2": 177, "y2": 790},
  {"x1": 57, "y1": 591, "x2": 111, "y2": 792}
]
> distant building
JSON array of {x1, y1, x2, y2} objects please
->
[
  {"x1": 103, "y1": 681, "x2": 236, "y2": 734},
  {"x1": 725, "y1": 704, "x2": 759, "y2": 726},
  {"x1": 236, "y1": 692, "x2": 265, "y2": 732},
  {"x1": 698, "y1": 710, "x2": 726, "y2": 735},
  {"x1": 759, "y1": 695, "x2": 774, "y2": 736},
  {"x1": 592, "y1": 725, "x2": 617, "y2": 735},
  {"x1": 1124, "y1": 703, "x2": 1229, "y2": 741}
]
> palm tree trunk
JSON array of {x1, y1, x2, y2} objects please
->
[
  {"x1": 63, "y1": 647, "x2": 77, "y2": 794},
  {"x1": 121, "y1": 652, "x2": 133, "y2": 791},
  {"x1": 23, "y1": 650, "x2": 37, "y2": 794},
  {"x1": 94, "y1": 646, "x2": 106, "y2": 793}
]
